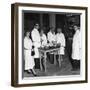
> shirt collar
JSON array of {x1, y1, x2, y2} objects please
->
[{"x1": 50, "y1": 31, "x2": 55, "y2": 35}]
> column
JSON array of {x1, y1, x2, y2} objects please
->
[
  {"x1": 49, "y1": 14, "x2": 56, "y2": 28},
  {"x1": 40, "y1": 14, "x2": 43, "y2": 27}
]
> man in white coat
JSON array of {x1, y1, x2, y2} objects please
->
[
  {"x1": 31, "y1": 24, "x2": 41, "y2": 69},
  {"x1": 24, "y1": 31, "x2": 37, "y2": 76},
  {"x1": 47, "y1": 27, "x2": 56, "y2": 64},
  {"x1": 56, "y1": 28, "x2": 66, "y2": 61},
  {"x1": 71, "y1": 25, "x2": 81, "y2": 70},
  {"x1": 47, "y1": 27, "x2": 56, "y2": 44}
]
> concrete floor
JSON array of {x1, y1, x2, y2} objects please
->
[{"x1": 24, "y1": 51, "x2": 80, "y2": 77}]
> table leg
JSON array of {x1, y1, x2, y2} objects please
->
[
  {"x1": 39, "y1": 52, "x2": 43, "y2": 71},
  {"x1": 54, "y1": 54, "x2": 57, "y2": 65},
  {"x1": 44, "y1": 52, "x2": 47, "y2": 72},
  {"x1": 58, "y1": 54, "x2": 61, "y2": 67}
]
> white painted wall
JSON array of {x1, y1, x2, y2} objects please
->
[{"x1": 0, "y1": 0, "x2": 89, "y2": 90}]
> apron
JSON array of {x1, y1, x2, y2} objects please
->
[
  {"x1": 24, "y1": 37, "x2": 35, "y2": 70},
  {"x1": 24, "y1": 50, "x2": 35, "y2": 70}
]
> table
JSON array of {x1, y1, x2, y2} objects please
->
[{"x1": 38, "y1": 47, "x2": 61, "y2": 72}]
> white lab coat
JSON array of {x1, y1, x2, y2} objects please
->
[
  {"x1": 56, "y1": 33, "x2": 66, "y2": 55},
  {"x1": 47, "y1": 31, "x2": 56, "y2": 43},
  {"x1": 24, "y1": 37, "x2": 35, "y2": 70},
  {"x1": 72, "y1": 30, "x2": 81, "y2": 60},
  {"x1": 40, "y1": 34, "x2": 47, "y2": 46},
  {"x1": 31, "y1": 28, "x2": 41, "y2": 58},
  {"x1": 47, "y1": 31, "x2": 56, "y2": 54}
]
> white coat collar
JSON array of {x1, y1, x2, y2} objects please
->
[
  {"x1": 75, "y1": 30, "x2": 80, "y2": 34},
  {"x1": 57, "y1": 32, "x2": 63, "y2": 35},
  {"x1": 49, "y1": 31, "x2": 55, "y2": 35},
  {"x1": 33, "y1": 28, "x2": 38, "y2": 32}
]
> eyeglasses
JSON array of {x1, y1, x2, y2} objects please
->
[{"x1": 35, "y1": 24, "x2": 39, "y2": 26}]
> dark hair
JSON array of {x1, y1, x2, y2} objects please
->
[
  {"x1": 57, "y1": 27, "x2": 62, "y2": 29},
  {"x1": 73, "y1": 24, "x2": 79, "y2": 27},
  {"x1": 24, "y1": 31, "x2": 32, "y2": 39},
  {"x1": 24, "y1": 31, "x2": 30, "y2": 36},
  {"x1": 50, "y1": 26, "x2": 54, "y2": 29},
  {"x1": 57, "y1": 28, "x2": 62, "y2": 32},
  {"x1": 40, "y1": 28, "x2": 44, "y2": 32},
  {"x1": 34, "y1": 23, "x2": 39, "y2": 27}
]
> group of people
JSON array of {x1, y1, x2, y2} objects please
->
[{"x1": 24, "y1": 23, "x2": 81, "y2": 76}]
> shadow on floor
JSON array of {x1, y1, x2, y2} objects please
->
[{"x1": 24, "y1": 51, "x2": 80, "y2": 77}]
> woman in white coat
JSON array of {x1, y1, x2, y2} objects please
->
[
  {"x1": 31, "y1": 24, "x2": 41, "y2": 69},
  {"x1": 56, "y1": 28, "x2": 66, "y2": 61},
  {"x1": 39, "y1": 29, "x2": 47, "y2": 69},
  {"x1": 40, "y1": 29, "x2": 47, "y2": 46},
  {"x1": 24, "y1": 31, "x2": 37, "y2": 76},
  {"x1": 71, "y1": 25, "x2": 81, "y2": 70},
  {"x1": 47, "y1": 27, "x2": 56, "y2": 64}
]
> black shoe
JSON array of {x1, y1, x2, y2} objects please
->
[
  {"x1": 71, "y1": 68, "x2": 77, "y2": 71},
  {"x1": 33, "y1": 74, "x2": 37, "y2": 76},
  {"x1": 31, "y1": 70, "x2": 37, "y2": 76},
  {"x1": 27, "y1": 70, "x2": 31, "y2": 74}
]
